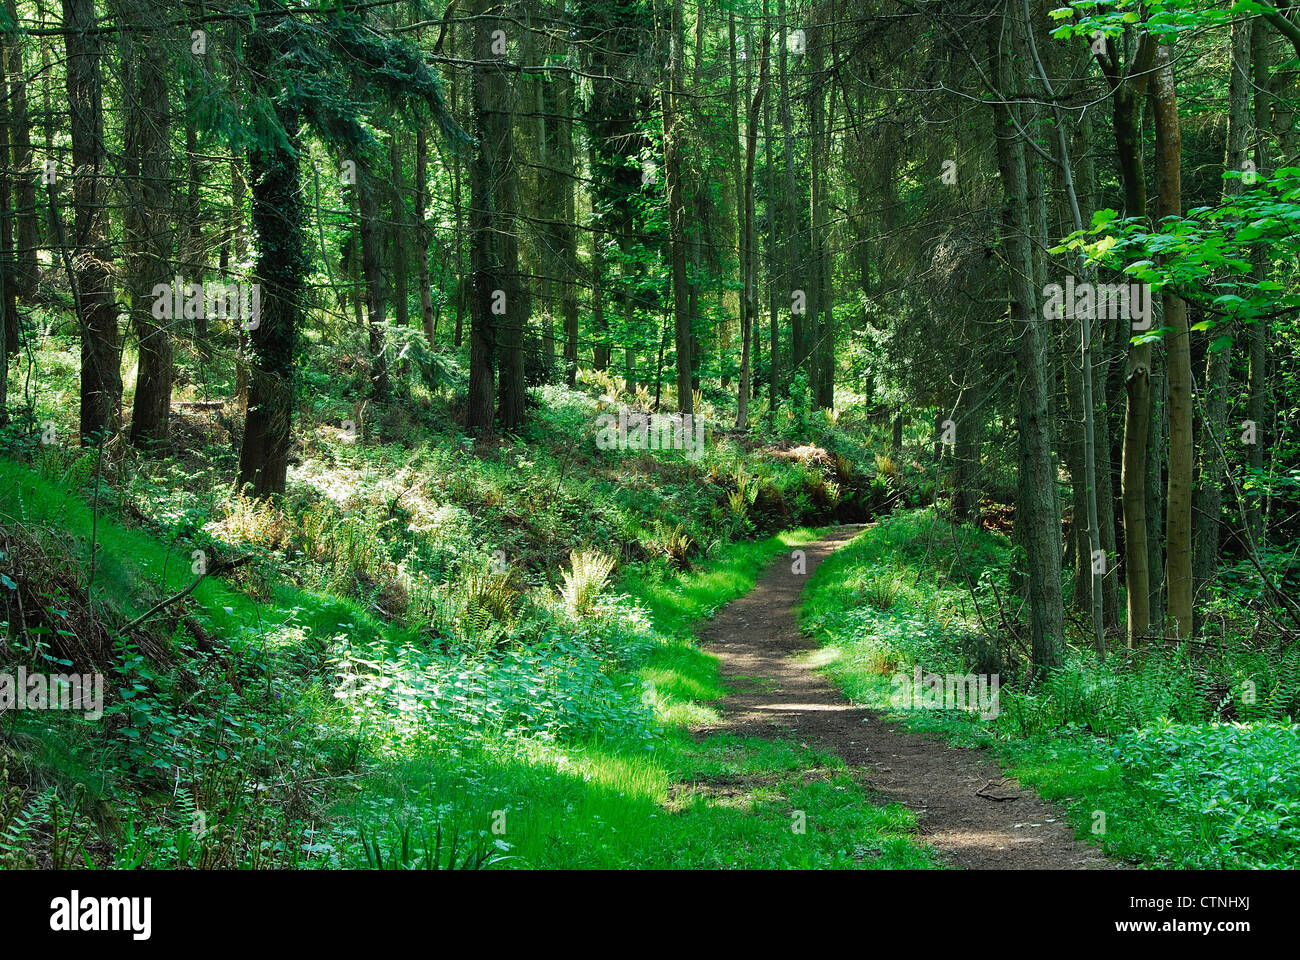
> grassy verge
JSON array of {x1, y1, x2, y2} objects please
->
[{"x1": 799, "y1": 510, "x2": 1300, "y2": 869}]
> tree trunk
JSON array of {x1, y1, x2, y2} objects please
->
[
  {"x1": 415, "y1": 126, "x2": 437, "y2": 345},
  {"x1": 777, "y1": 0, "x2": 803, "y2": 380},
  {"x1": 1111, "y1": 34, "x2": 1157, "y2": 646},
  {"x1": 4, "y1": 0, "x2": 37, "y2": 306},
  {"x1": 124, "y1": 4, "x2": 174, "y2": 448},
  {"x1": 664, "y1": 0, "x2": 692, "y2": 414},
  {"x1": 1245, "y1": 19, "x2": 1272, "y2": 545},
  {"x1": 992, "y1": 12, "x2": 1065, "y2": 674},
  {"x1": 1150, "y1": 43, "x2": 1193, "y2": 640},
  {"x1": 237, "y1": 88, "x2": 306, "y2": 498},
  {"x1": 62, "y1": 0, "x2": 122, "y2": 443},
  {"x1": 358, "y1": 159, "x2": 391, "y2": 401},
  {"x1": 736, "y1": 35, "x2": 768, "y2": 429},
  {"x1": 557, "y1": 73, "x2": 579, "y2": 385},
  {"x1": 389, "y1": 133, "x2": 410, "y2": 332}
]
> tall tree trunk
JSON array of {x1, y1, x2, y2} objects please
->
[
  {"x1": 1150, "y1": 42, "x2": 1193, "y2": 640},
  {"x1": 468, "y1": 0, "x2": 528, "y2": 431},
  {"x1": 467, "y1": 2, "x2": 498, "y2": 432},
  {"x1": 992, "y1": 12, "x2": 1065, "y2": 674},
  {"x1": 0, "y1": 37, "x2": 16, "y2": 368},
  {"x1": 812, "y1": 10, "x2": 835, "y2": 409},
  {"x1": 389, "y1": 133, "x2": 410, "y2": 332},
  {"x1": 451, "y1": 23, "x2": 466, "y2": 350},
  {"x1": 62, "y1": 0, "x2": 122, "y2": 443},
  {"x1": 557, "y1": 73, "x2": 579, "y2": 386},
  {"x1": 736, "y1": 34, "x2": 768, "y2": 429},
  {"x1": 1111, "y1": 32, "x2": 1157, "y2": 645},
  {"x1": 763, "y1": 0, "x2": 779, "y2": 411},
  {"x1": 237, "y1": 54, "x2": 306, "y2": 498},
  {"x1": 777, "y1": 0, "x2": 802, "y2": 381},
  {"x1": 491, "y1": 24, "x2": 526, "y2": 429},
  {"x1": 123, "y1": 3, "x2": 174, "y2": 448},
  {"x1": 358, "y1": 159, "x2": 391, "y2": 401},
  {"x1": 664, "y1": 0, "x2": 692, "y2": 414},
  {"x1": 4, "y1": 0, "x2": 37, "y2": 307},
  {"x1": 1245, "y1": 20, "x2": 1272, "y2": 545},
  {"x1": 415, "y1": 126, "x2": 437, "y2": 345}
]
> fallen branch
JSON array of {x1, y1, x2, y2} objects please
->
[
  {"x1": 117, "y1": 556, "x2": 253, "y2": 637},
  {"x1": 976, "y1": 778, "x2": 1021, "y2": 802}
]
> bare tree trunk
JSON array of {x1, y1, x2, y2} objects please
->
[
  {"x1": 736, "y1": 32, "x2": 768, "y2": 429},
  {"x1": 1108, "y1": 32, "x2": 1158, "y2": 645},
  {"x1": 992, "y1": 11, "x2": 1065, "y2": 673},
  {"x1": 123, "y1": 1, "x2": 174, "y2": 448},
  {"x1": 664, "y1": 0, "x2": 692, "y2": 414},
  {"x1": 1148, "y1": 42, "x2": 1193, "y2": 640},
  {"x1": 1245, "y1": 20, "x2": 1272, "y2": 545},
  {"x1": 4, "y1": 0, "x2": 37, "y2": 306},
  {"x1": 358, "y1": 159, "x2": 391, "y2": 401},
  {"x1": 62, "y1": 0, "x2": 122, "y2": 443},
  {"x1": 811, "y1": 10, "x2": 834, "y2": 409},
  {"x1": 468, "y1": 0, "x2": 528, "y2": 431},
  {"x1": 0, "y1": 39, "x2": 16, "y2": 367},
  {"x1": 557, "y1": 73, "x2": 579, "y2": 386},
  {"x1": 777, "y1": 0, "x2": 803, "y2": 379},
  {"x1": 415, "y1": 126, "x2": 437, "y2": 345},
  {"x1": 389, "y1": 133, "x2": 410, "y2": 332},
  {"x1": 763, "y1": 0, "x2": 779, "y2": 411}
]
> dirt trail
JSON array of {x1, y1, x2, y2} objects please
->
[{"x1": 696, "y1": 524, "x2": 1120, "y2": 870}]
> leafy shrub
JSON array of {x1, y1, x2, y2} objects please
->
[{"x1": 1116, "y1": 720, "x2": 1300, "y2": 868}]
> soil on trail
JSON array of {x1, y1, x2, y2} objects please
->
[{"x1": 695, "y1": 525, "x2": 1120, "y2": 870}]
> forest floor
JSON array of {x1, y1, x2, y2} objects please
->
[{"x1": 698, "y1": 524, "x2": 1119, "y2": 870}]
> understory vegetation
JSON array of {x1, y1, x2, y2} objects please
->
[
  {"x1": 1, "y1": 364, "x2": 938, "y2": 869},
  {"x1": 801, "y1": 511, "x2": 1300, "y2": 869}
]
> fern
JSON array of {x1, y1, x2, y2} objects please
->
[{"x1": 559, "y1": 550, "x2": 617, "y2": 618}]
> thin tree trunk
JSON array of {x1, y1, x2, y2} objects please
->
[
  {"x1": 358, "y1": 159, "x2": 391, "y2": 401},
  {"x1": 1245, "y1": 20, "x2": 1272, "y2": 545},
  {"x1": 415, "y1": 126, "x2": 437, "y2": 345},
  {"x1": 736, "y1": 34, "x2": 768, "y2": 429},
  {"x1": 664, "y1": 0, "x2": 692, "y2": 414},
  {"x1": 1150, "y1": 42, "x2": 1193, "y2": 640},
  {"x1": 389, "y1": 133, "x2": 410, "y2": 331},
  {"x1": 4, "y1": 0, "x2": 37, "y2": 305},
  {"x1": 992, "y1": 12, "x2": 1065, "y2": 673}
]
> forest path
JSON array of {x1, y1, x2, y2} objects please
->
[{"x1": 695, "y1": 524, "x2": 1120, "y2": 870}]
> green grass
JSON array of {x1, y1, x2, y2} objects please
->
[
  {"x1": 340, "y1": 734, "x2": 934, "y2": 869},
  {"x1": 798, "y1": 509, "x2": 1300, "y2": 869}
]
